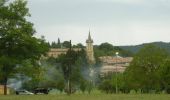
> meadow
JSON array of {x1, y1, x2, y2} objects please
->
[{"x1": 0, "y1": 94, "x2": 170, "y2": 100}]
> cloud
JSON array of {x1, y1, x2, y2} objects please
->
[
  {"x1": 98, "y1": 0, "x2": 144, "y2": 4},
  {"x1": 97, "y1": 0, "x2": 170, "y2": 8},
  {"x1": 28, "y1": 0, "x2": 170, "y2": 45}
]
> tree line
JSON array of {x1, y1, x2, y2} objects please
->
[{"x1": 99, "y1": 44, "x2": 170, "y2": 94}]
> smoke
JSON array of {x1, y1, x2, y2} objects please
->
[
  {"x1": 8, "y1": 75, "x2": 30, "y2": 90},
  {"x1": 8, "y1": 79, "x2": 22, "y2": 90},
  {"x1": 81, "y1": 64, "x2": 101, "y2": 85},
  {"x1": 39, "y1": 60, "x2": 64, "y2": 88},
  {"x1": 7, "y1": 59, "x2": 101, "y2": 91}
]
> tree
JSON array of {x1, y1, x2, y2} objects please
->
[
  {"x1": 99, "y1": 42, "x2": 114, "y2": 51},
  {"x1": 62, "y1": 41, "x2": 70, "y2": 48},
  {"x1": 159, "y1": 58, "x2": 170, "y2": 93},
  {"x1": 56, "y1": 79, "x2": 65, "y2": 93},
  {"x1": 0, "y1": 0, "x2": 48, "y2": 95},
  {"x1": 51, "y1": 41, "x2": 61, "y2": 48},
  {"x1": 73, "y1": 43, "x2": 84, "y2": 48},
  {"x1": 57, "y1": 48, "x2": 80, "y2": 94},
  {"x1": 98, "y1": 79, "x2": 114, "y2": 94},
  {"x1": 51, "y1": 41, "x2": 58, "y2": 48},
  {"x1": 56, "y1": 46, "x2": 92, "y2": 94},
  {"x1": 114, "y1": 46, "x2": 133, "y2": 57},
  {"x1": 80, "y1": 79, "x2": 87, "y2": 93},
  {"x1": 57, "y1": 38, "x2": 61, "y2": 45},
  {"x1": 94, "y1": 42, "x2": 133, "y2": 57},
  {"x1": 98, "y1": 73, "x2": 127, "y2": 94},
  {"x1": 125, "y1": 44, "x2": 168, "y2": 92},
  {"x1": 33, "y1": 58, "x2": 65, "y2": 92}
]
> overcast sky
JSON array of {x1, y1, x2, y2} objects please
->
[{"x1": 27, "y1": 0, "x2": 170, "y2": 46}]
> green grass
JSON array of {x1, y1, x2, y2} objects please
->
[{"x1": 0, "y1": 94, "x2": 170, "y2": 100}]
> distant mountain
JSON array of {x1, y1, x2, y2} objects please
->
[{"x1": 119, "y1": 42, "x2": 170, "y2": 54}]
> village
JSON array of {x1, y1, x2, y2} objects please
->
[{"x1": 1, "y1": 0, "x2": 170, "y2": 100}]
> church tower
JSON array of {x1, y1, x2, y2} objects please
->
[{"x1": 86, "y1": 31, "x2": 95, "y2": 64}]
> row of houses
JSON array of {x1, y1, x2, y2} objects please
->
[{"x1": 99, "y1": 56, "x2": 133, "y2": 76}]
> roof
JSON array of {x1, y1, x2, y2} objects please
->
[
  {"x1": 99, "y1": 56, "x2": 133, "y2": 64},
  {"x1": 86, "y1": 31, "x2": 93, "y2": 43}
]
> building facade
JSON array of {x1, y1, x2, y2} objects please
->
[
  {"x1": 99, "y1": 56, "x2": 133, "y2": 77},
  {"x1": 46, "y1": 31, "x2": 96, "y2": 65},
  {"x1": 47, "y1": 48, "x2": 81, "y2": 58}
]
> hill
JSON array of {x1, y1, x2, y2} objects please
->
[{"x1": 119, "y1": 42, "x2": 170, "y2": 54}]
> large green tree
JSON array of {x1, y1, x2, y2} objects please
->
[
  {"x1": 125, "y1": 44, "x2": 168, "y2": 92},
  {"x1": 0, "y1": 0, "x2": 48, "y2": 95}
]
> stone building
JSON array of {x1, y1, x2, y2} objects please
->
[
  {"x1": 47, "y1": 48, "x2": 81, "y2": 58},
  {"x1": 46, "y1": 31, "x2": 132, "y2": 76},
  {"x1": 46, "y1": 31, "x2": 95, "y2": 65},
  {"x1": 99, "y1": 56, "x2": 133, "y2": 76}
]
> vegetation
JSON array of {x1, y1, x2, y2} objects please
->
[
  {"x1": 94, "y1": 42, "x2": 133, "y2": 58},
  {"x1": 1, "y1": 0, "x2": 170, "y2": 97},
  {"x1": 99, "y1": 44, "x2": 170, "y2": 94},
  {"x1": 56, "y1": 47, "x2": 94, "y2": 94},
  {"x1": 0, "y1": 0, "x2": 49, "y2": 95},
  {"x1": 120, "y1": 42, "x2": 170, "y2": 54},
  {"x1": 0, "y1": 94, "x2": 170, "y2": 100},
  {"x1": 21, "y1": 46, "x2": 95, "y2": 94},
  {"x1": 125, "y1": 44, "x2": 169, "y2": 93}
]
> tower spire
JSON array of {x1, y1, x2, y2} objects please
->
[
  {"x1": 88, "y1": 30, "x2": 92, "y2": 40},
  {"x1": 86, "y1": 30, "x2": 93, "y2": 43}
]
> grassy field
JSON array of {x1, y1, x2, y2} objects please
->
[{"x1": 0, "y1": 94, "x2": 170, "y2": 100}]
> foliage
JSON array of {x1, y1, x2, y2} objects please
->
[
  {"x1": 120, "y1": 42, "x2": 170, "y2": 54},
  {"x1": 73, "y1": 43, "x2": 84, "y2": 48},
  {"x1": 98, "y1": 73, "x2": 127, "y2": 94},
  {"x1": 50, "y1": 38, "x2": 61, "y2": 48},
  {"x1": 99, "y1": 43, "x2": 114, "y2": 51},
  {"x1": 98, "y1": 79, "x2": 114, "y2": 94},
  {"x1": 51, "y1": 41, "x2": 61, "y2": 48},
  {"x1": 62, "y1": 41, "x2": 71, "y2": 48},
  {"x1": 56, "y1": 48, "x2": 89, "y2": 94},
  {"x1": 56, "y1": 79, "x2": 65, "y2": 93},
  {"x1": 50, "y1": 39, "x2": 84, "y2": 49},
  {"x1": 125, "y1": 44, "x2": 168, "y2": 92},
  {"x1": 94, "y1": 43, "x2": 133, "y2": 58},
  {"x1": 0, "y1": 0, "x2": 49, "y2": 95},
  {"x1": 159, "y1": 58, "x2": 170, "y2": 93},
  {"x1": 86, "y1": 81, "x2": 93, "y2": 94},
  {"x1": 22, "y1": 58, "x2": 65, "y2": 92},
  {"x1": 98, "y1": 44, "x2": 170, "y2": 94},
  {"x1": 80, "y1": 79, "x2": 87, "y2": 93}
]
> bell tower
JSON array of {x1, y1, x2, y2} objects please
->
[{"x1": 86, "y1": 31, "x2": 95, "y2": 64}]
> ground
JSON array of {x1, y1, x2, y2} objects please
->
[{"x1": 0, "y1": 94, "x2": 170, "y2": 100}]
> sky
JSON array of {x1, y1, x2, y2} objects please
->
[{"x1": 26, "y1": 0, "x2": 170, "y2": 46}]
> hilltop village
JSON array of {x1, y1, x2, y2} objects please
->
[{"x1": 46, "y1": 31, "x2": 133, "y2": 76}]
